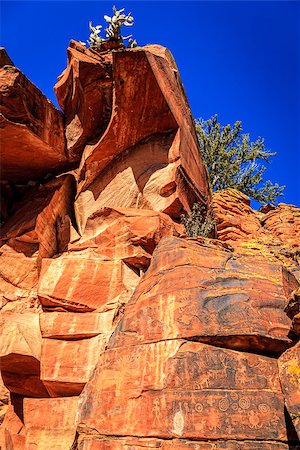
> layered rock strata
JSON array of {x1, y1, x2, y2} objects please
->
[{"x1": 0, "y1": 62, "x2": 68, "y2": 182}]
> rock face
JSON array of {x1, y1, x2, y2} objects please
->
[
  {"x1": 0, "y1": 65, "x2": 68, "y2": 182},
  {"x1": 0, "y1": 44, "x2": 299, "y2": 450},
  {"x1": 109, "y1": 237, "x2": 296, "y2": 354},
  {"x1": 212, "y1": 189, "x2": 300, "y2": 269},
  {"x1": 57, "y1": 42, "x2": 211, "y2": 234}
]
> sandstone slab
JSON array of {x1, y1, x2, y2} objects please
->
[
  {"x1": 38, "y1": 252, "x2": 139, "y2": 312},
  {"x1": 23, "y1": 397, "x2": 78, "y2": 450},
  {"x1": 40, "y1": 311, "x2": 114, "y2": 339},
  {"x1": 0, "y1": 313, "x2": 48, "y2": 397},
  {"x1": 0, "y1": 176, "x2": 75, "y2": 312},
  {"x1": 278, "y1": 341, "x2": 300, "y2": 438},
  {"x1": 0, "y1": 405, "x2": 25, "y2": 450},
  {"x1": 0, "y1": 175, "x2": 76, "y2": 259},
  {"x1": 79, "y1": 340, "x2": 286, "y2": 441},
  {"x1": 78, "y1": 437, "x2": 291, "y2": 449},
  {"x1": 0, "y1": 64, "x2": 67, "y2": 182},
  {"x1": 41, "y1": 334, "x2": 106, "y2": 397},
  {"x1": 69, "y1": 207, "x2": 181, "y2": 270},
  {"x1": 110, "y1": 236, "x2": 294, "y2": 353}
]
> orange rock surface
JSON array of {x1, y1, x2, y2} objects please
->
[
  {"x1": 78, "y1": 438, "x2": 291, "y2": 449},
  {"x1": 278, "y1": 341, "x2": 300, "y2": 438},
  {"x1": 54, "y1": 41, "x2": 114, "y2": 161},
  {"x1": 0, "y1": 175, "x2": 76, "y2": 314},
  {"x1": 0, "y1": 64, "x2": 68, "y2": 182},
  {"x1": 23, "y1": 397, "x2": 78, "y2": 449},
  {"x1": 212, "y1": 189, "x2": 300, "y2": 268},
  {"x1": 0, "y1": 43, "x2": 299, "y2": 449},
  {"x1": 110, "y1": 237, "x2": 296, "y2": 353},
  {"x1": 68, "y1": 43, "x2": 210, "y2": 234},
  {"x1": 79, "y1": 340, "x2": 286, "y2": 441}
]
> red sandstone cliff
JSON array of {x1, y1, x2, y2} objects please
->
[{"x1": 0, "y1": 42, "x2": 299, "y2": 450}]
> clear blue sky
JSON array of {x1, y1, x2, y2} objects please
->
[{"x1": 1, "y1": 1, "x2": 299, "y2": 207}]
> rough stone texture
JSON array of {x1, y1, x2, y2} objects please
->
[
  {"x1": 0, "y1": 175, "x2": 76, "y2": 315},
  {"x1": 38, "y1": 252, "x2": 140, "y2": 312},
  {"x1": 23, "y1": 397, "x2": 78, "y2": 449},
  {"x1": 1, "y1": 43, "x2": 300, "y2": 449},
  {"x1": 278, "y1": 341, "x2": 300, "y2": 438},
  {"x1": 69, "y1": 207, "x2": 181, "y2": 270},
  {"x1": 78, "y1": 438, "x2": 291, "y2": 449},
  {"x1": 293, "y1": 313, "x2": 300, "y2": 335},
  {"x1": 0, "y1": 405, "x2": 25, "y2": 450},
  {"x1": 0, "y1": 64, "x2": 67, "y2": 182},
  {"x1": 0, "y1": 175, "x2": 76, "y2": 259},
  {"x1": 41, "y1": 334, "x2": 106, "y2": 397},
  {"x1": 110, "y1": 236, "x2": 296, "y2": 353},
  {"x1": 0, "y1": 313, "x2": 48, "y2": 397},
  {"x1": 72, "y1": 44, "x2": 210, "y2": 234},
  {"x1": 0, "y1": 47, "x2": 14, "y2": 67},
  {"x1": 212, "y1": 189, "x2": 300, "y2": 269},
  {"x1": 54, "y1": 40, "x2": 114, "y2": 161},
  {"x1": 79, "y1": 340, "x2": 286, "y2": 442},
  {"x1": 0, "y1": 374, "x2": 9, "y2": 425},
  {"x1": 39, "y1": 311, "x2": 114, "y2": 339}
]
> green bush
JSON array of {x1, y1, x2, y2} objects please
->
[{"x1": 195, "y1": 115, "x2": 285, "y2": 204}]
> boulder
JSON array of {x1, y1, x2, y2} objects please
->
[
  {"x1": 0, "y1": 175, "x2": 76, "y2": 312},
  {"x1": 278, "y1": 341, "x2": 300, "y2": 438},
  {"x1": 0, "y1": 313, "x2": 48, "y2": 397},
  {"x1": 110, "y1": 236, "x2": 295, "y2": 353},
  {"x1": 41, "y1": 334, "x2": 106, "y2": 397},
  {"x1": 0, "y1": 175, "x2": 76, "y2": 259},
  {"x1": 39, "y1": 311, "x2": 114, "y2": 339},
  {"x1": 69, "y1": 207, "x2": 181, "y2": 270},
  {"x1": 0, "y1": 405, "x2": 25, "y2": 450},
  {"x1": 78, "y1": 340, "x2": 286, "y2": 442},
  {"x1": 54, "y1": 40, "x2": 114, "y2": 160},
  {"x1": 68, "y1": 43, "x2": 210, "y2": 234},
  {"x1": 212, "y1": 189, "x2": 300, "y2": 269},
  {"x1": 38, "y1": 251, "x2": 140, "y2": 312},
  {"x1": 0, "y1": 61, "x2": 67, "y2": 182}
]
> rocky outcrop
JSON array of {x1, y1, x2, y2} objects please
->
[
  {"x1": 78, "y1": 340, "x2": 286, "y2": 441},
  {"x1": 54, "y1": 41, "x2": 114, "y2": 161},
  {"x1": 212, "y1": 189, "x2": 300, "y2": 268},
  {"x1": 0, "y1": 48, "x2": 14, "y2": 67},
  {"x1": 0, "y1": 175, "x2": 76, "y2": 315},
  {"x1": 58, "y1": 42, "x2": 211, "y2": 234},
  {"x1": 0, "y1": 65, "x2": 68, "y2": 182},
  {"x1": 0, "y1": 43, "x2": 299, "y2": 450},
  {"x1": 278, "y1": 341, "x2": 300, "y2": 438}
]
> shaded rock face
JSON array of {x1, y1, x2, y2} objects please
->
[
  {"x1": 0, "y1": 65, "x2": 68, "y2": 182},
  {"x1": 54, "y1": 41, "x2": 114, "y2": 161},
  {"x1": 0, "y1": 43, "x2": 299, "y2": 450}
]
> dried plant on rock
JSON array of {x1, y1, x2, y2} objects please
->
[{"x1": 181, "y1": 203, "x2": 216, "y2": 238}]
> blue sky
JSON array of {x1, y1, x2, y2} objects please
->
[{"x1": 1, "y1": 1, "x2": 299, "y2": 207}]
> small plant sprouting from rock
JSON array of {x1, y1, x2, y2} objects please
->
[
  {"x1": 104, "y1": 6, "x2": 134, "y2": 42},
  {"x1": 181, "y1": 203, "x2": 216, "y2": 238},
  {"x1": 87, "y1": 22, "x2": 104, "y2": 47},
  {"x1": 84, "y1": 6, "x2": 137, "y2": 48}
]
